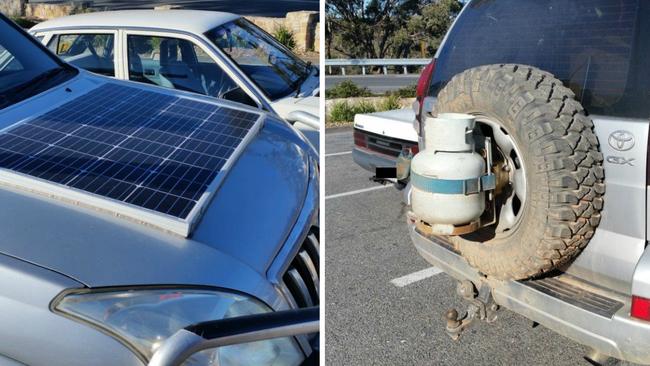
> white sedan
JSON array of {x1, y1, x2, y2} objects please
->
[{"x1": 31, "y1": 10, "x2": 320, "y2": 148}]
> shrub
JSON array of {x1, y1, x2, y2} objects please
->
[
  {"x1": 328, "y1": 100, "x2": 377, "y2": 123},
  {"x1": 388, "y1": 84, "x2": 417, "y2": 98},
  {"x1": 354, "y1": 100, "x2": 377, "y2": 114},
  {"x1": 326, "y1": 80, "x2": 373, "y2": 99},
  {"x1": 273, "y1": 25, "x2": 296, "y2": 50},
  {"x1": 377, "y1": 94, "x2": 402, "y2": 111},
  {"x1": 328, "y1": 101, "x2": 355, "y2": 123},
  {"x1": 10, "y1": 17, "x2": 38, "y2": 29}
]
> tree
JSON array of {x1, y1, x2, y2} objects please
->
[
  {"x1": 326, "y1": 0, "x2": 463, "y2": 59},
  {"x1": 404, "y1": 0, "x2": 464, "y2": 57}
]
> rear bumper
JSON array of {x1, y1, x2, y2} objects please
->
[
  {"x1": 410, "y1": 226, "x2": 650, "y2": 364},
  {"x1": 352, "y1": 147, "x2": 397, "y2": 173}
]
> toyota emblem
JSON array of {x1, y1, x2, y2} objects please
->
[{"x1": 608, "y1": 130, "x2": 635, "y2": 151}]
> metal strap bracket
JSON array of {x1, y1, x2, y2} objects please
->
[{"x1": 411, "y1": 172, "x2": 496, "y2": 195}]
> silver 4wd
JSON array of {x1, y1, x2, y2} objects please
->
[
  {"x1": 0, "y1": 14, "x2": 318, "y2": 366},
  {"x1": 401, "y1": 0, "x2": 650, "y2": 364}
]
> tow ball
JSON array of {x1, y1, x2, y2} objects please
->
[{"x1": 444, "y1": 280, "x2": 499, "y2": 340}]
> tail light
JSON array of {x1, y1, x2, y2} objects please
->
[
  {"x1": 631, "y1": 295, "x2": 650, "y2": 321},
  {"x1": 416, "y1": 59, "x2": 436, "y2": 118},
  {"x1": 353, "y1": 130, "x2": 368, "y2": 148}
]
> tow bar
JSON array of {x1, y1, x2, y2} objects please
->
[{"x1": 444, "y1": 280, "x2": 499, "y2": 340}]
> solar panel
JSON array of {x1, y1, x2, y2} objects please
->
[{"x1": 0, "y1": 82, "x2": 263, "y2": 236}]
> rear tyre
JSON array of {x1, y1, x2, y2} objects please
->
[{"x1": 433, "y1": 64, "x2": 605, "y2": 280}]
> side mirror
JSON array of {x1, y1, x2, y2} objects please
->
[
  {"x1": 149, "y1": 307, "x2": 319, "y2": 366},
  {"x1": 286, "y1": 111, "x2": 320, "y2": 130},
  {"x1": 222, "y1": 87, "x2": 258, "y2": 108}
]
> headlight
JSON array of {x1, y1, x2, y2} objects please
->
[{"x1": 53, "y1": 288, "x2": 304, "y2": 365}]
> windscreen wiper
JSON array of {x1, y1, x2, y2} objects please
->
[
  {"x1": 0, "y1": 67, "x2": 71, "y2": 109},
  {"x1": 11, "y1": 67, "x2": 68, "y2": 96}
]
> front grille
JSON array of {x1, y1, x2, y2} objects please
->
[
  {"x1": 354, "y1": 128, "x2": 418, "y2": 158},
  {"x1": 283, "y1": 230, "x2": 320, "y2": 308}
]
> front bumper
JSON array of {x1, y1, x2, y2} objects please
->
[
  {"x1": 352, "y1": 147, "x2": 398, "y2": 173},
  {"x1": 410, "y1": 226, "x2": 650, "y2": 364}
]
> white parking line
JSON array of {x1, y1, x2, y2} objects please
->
[
  {"x1": 325, "y1": 185, "x2": 392, "y2": 200},
  {"x1": 325, "y1": 151, "x2": 352, "y2": 157},
  {"x1": 390, "y1": 267, "x2": 444, "y2": 287}
]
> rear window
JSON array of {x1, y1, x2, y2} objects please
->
[{"x1": 430, "y1": 0, "x2": 650, "y2": 119}]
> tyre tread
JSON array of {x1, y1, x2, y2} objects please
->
[{"x1": 434, "y1": 64, "x2": 604, "y2": 280}]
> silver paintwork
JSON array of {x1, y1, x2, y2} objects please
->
[
  {"x1": 0, "y1": 254, "x2": 142, "y2": 366},
  {"x1": 413, "y1": 87, "x2": 649, "y2": 296},
  {"x1": 286, "y1": 111, "x2": 320, "y2": 131},
  {"x1": 633, "y1": 246, "x2": 650, "y2": 298},
  {"x1": 411, "y1": 4, "x2": 650, "y2": 297},
  {"x1": 407, "y1": 0, "x2": 650, "y2": 359},
  {"x1": 0, "y1": 71, "x2": 318, "y2": 363},
  {"x1": 0, "y1": 355, "x2": 27, "y2": 366},
  {"x1": 563, "y1": 115, "x2": 649, "y2": 295},
  {"x1": 411, "y1": 228, "x2": 650, "y2": 364}
]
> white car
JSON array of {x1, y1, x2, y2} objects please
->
[
  {"x1": 352, "y1": 63, "x2": 434, "y2": 174},
  {"x1": 31, "y1": 10, "x2": 320, "y2": 148},
  {"x1": 352, "y1": 108, "x2": 418, "y2": 173}
]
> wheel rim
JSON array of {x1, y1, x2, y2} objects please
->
[{"x1": 476, "y1": 116, "x2": 527, "y2": 234}]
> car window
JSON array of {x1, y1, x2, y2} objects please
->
[
  {"x1": 0, "y1": 44, "x2": 22, "y2": 72},
  {"x1": 47, "y1": 33, "x2": 115, "y2": 77},
  {"x1": 431, "y1": 0, "x2": 650, "y2": 119},
  {"x1": 0, "y1": 16, "x2": 77, "y2": 110},
  {"x1": 206, "y1": 19, "x2": 311, "y2": 101},
  {"x1": 126, "y1": 34, "x2": 257, "y2": 107}
]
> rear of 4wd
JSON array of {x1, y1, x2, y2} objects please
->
[{"x1": 408, "y1": 0, "x2": 650, "y2": 363}]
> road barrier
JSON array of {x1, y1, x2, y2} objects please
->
[{"x1": 325, "y1": 58, "x2": 431, "y2": 76}]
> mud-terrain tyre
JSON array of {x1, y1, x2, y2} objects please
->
[{"x1": 433, "y1": 64, "x2": 605, "y2": 280}]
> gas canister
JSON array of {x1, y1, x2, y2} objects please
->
[{"x1": 410, "y1": 113, "x2": 494, "y2": 233}]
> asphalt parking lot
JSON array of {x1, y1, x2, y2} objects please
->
[{"x1": 324, "y1": 128, "x2": 621, "y2": 366}]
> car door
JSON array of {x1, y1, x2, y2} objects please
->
[
  {"x1": 39, "y1": 30, "x2": 120, "y2": 78},
  {"x1": 121, "y1": 30, "x2": 262, "y2": 109}
]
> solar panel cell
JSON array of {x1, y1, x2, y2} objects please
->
[{"x1": 0, "y1": 82, "x2": 262, "y2": 233}]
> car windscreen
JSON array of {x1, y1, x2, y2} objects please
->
[
  {"x1": 430, "y1": 0, "x2": 650, "y2": 119},
  {"x1": 0, "y1": 16, "x2": 77, "y2": 110},
  {"x1": 206, "y1": 19, "x2": 311, "y2": 101}
]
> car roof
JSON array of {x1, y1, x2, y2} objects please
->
[{"x1": 31, "y1": 10, "x2": 240, "y2": 34}]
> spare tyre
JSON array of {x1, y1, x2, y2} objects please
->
[{"x1": 432, "y1": 64, "x2": 604, "y2": 280}]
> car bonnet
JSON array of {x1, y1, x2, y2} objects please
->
[{"x1": 0, "y1": 74, "x2": 312, "y2": 303}]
